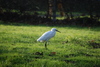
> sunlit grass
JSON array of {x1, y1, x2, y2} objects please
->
[{"x1": 0, "y1": 22, "x2": 100, "y2": 67}]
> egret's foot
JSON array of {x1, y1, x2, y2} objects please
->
[
  {"x1": 45, "y1": 45, "x2": 47, "y2": 48},
  {"x1": 45, "y1": 47, "x2": 48, "y2": 50}
]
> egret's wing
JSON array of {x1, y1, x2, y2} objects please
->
[{"x1": 37, "y1": 31, "x2": 55, "y2": 42}]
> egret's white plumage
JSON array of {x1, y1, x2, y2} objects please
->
[{"x1": 37, "y1": 28, "x2": 60, "y2": 49}]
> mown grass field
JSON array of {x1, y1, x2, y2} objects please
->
[{"x1": 0, "y1": 21, "x2": 100, "y2": 67}]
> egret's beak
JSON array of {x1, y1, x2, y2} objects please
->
[{"x1": 56, "y1": 30, "x2": 61, "y2": 33}]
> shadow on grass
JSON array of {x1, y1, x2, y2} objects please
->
[{"x1": 0, "y1": 20, "x2": 100, "y2": 32}]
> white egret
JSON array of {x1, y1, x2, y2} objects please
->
[{"x1": 37, "y1": 28, "x2": 61, "y2": 49}]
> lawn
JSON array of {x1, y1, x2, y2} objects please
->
[{"x1": 0, "y1": 21, "x2": 100, "y2": 67}]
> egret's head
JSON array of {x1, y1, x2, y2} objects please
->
[{"x1": 51, "y1": 28, "x2": 61, "y2": 33}]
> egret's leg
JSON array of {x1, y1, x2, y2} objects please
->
[{"x1": 45, "y1": 42, "x2": 47, "y2": 49}]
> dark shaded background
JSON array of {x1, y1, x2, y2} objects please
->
[{"x1": 0, "y1": 0, "x2": 100, "y2": 26}]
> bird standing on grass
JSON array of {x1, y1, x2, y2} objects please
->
[{"x1": 37, "y1": 28, "x2": 61, "y2": 49}]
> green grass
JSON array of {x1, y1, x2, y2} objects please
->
[{"x1": 0, "y1": 21, "x2": 100, "y2": 67}]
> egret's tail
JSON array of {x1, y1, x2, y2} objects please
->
[{"x1": 37, "y1": 39, "x2": 45, "y2": 42}]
